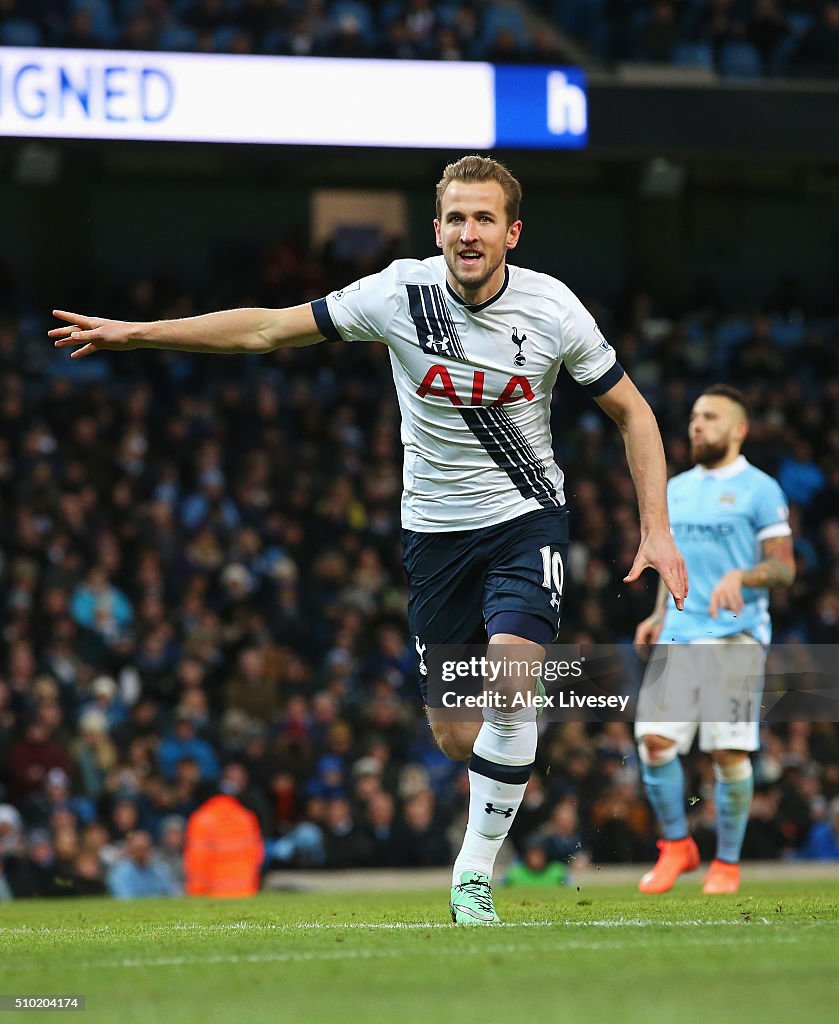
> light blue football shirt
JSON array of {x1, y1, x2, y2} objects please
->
[{"x1": 662, "y1": 455, "x2": 790, "y2": 645}]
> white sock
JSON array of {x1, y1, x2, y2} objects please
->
[{"x1": 452, "y1": 710, "x2": 537, "y2": 884}]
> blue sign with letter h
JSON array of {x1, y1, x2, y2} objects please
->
[{"x1": 494, "y1": 65, "x2": 587, "y2": 149}]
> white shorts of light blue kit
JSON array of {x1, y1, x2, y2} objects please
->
[{"x1": 634, "y1": 633, "x2": 766, "y2": 754}]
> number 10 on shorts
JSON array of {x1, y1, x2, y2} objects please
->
[{"x1": 539, "y1": 545, "x2": 564, "y2": 603}]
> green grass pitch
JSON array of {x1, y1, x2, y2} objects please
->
[{"x1": 2, "y1": 880, "x2": 838, "y2": 1023}]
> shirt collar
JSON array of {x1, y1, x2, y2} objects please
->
[
  {"x1": 695, "y1": 454, "x2": 748, "y2": 480},
  {"x1": 446, "y1": 266, "x2": 510, "y2": 312}
]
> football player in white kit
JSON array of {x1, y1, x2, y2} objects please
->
[{"x1": 51, "y1": 155, "x2": 687, "y2": 923}]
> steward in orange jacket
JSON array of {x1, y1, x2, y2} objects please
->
[{"x1": 184, "y1": 794, "x2": 264, "y2": 897}]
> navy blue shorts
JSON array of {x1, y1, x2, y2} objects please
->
[{"x1": 403, "y1": 508, "x2": 570, "y2": 703}]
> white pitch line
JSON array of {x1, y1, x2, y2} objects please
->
[
  {"x1": 73, "y1": 931, "x2": 806, "y2": 971},
  {"x1": 3, "y1": 917, "x2": 820, "y2": 937}
]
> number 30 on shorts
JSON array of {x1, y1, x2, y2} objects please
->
[{"x1": 539, "y1": 545, "x2": 564, "y2": 595}]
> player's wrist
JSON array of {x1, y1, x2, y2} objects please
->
[
  {"x1": 638, "y1": 520, "x2": 671, "y2": 540},
  {"x1": 131, "y1": 320, "x2": 160, "y2": 348}
]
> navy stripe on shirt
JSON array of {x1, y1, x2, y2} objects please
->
[{"x1": 460, "y1": 406, "x2": 561, "y2": 509}]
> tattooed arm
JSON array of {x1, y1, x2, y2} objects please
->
[{"x1": 709, "y1": 535, "x2": 796, "y2": 618}]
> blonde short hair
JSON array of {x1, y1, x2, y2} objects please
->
[{"x1": 435, "y1": 155, "x2": 522, "y2": 225}]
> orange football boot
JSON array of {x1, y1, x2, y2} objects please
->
[
  {"x1": 638, "y1": 836, "x2": 700, "y2": 894},
  {"x1": 702, "y1": 859, "x2": 740, "y2": 895}
]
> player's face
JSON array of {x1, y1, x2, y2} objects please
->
[
  {"x1": 434, "y1": 180, "x2": 521, "y2": 304},
  {"x1": 689, "y1": 395, "x2": 746, "y2": 467}
]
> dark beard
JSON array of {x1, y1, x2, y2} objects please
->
[{"x1": 691, "y1": 439, "x2": 729, "y2": 467}]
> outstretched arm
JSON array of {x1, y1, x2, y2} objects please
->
[
  {"x1": 50, "y1": 302, "x2": 324, "y2": 358},
  {"x1": 594, "y1": 374, "x2": 688, "y2": 611}
]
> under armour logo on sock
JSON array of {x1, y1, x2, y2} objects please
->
[{"x1": 485, "y1": 802, "x2": 513, "y2": 817}]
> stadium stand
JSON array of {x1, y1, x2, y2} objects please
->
[
  {"x1": 0, "y1": 228, "x2": 837, "y2": 896},
  {"x1": 537, "y1": 0, "x2": 839, "y2": 79},
  {"x1": 0, "y1": 0, "x2": 559, "y2": 62},
  {"x1": 0, "y1": 0, "x2": 837, "y2": 902},
  {"x1": 2, "y1": 1, "x2": 837, "y2": 78}
]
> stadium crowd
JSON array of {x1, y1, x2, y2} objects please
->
[
  {"x1": 2, "y1": 0, "x2": 839, "y2": 77},
  {"x1": 0, "y1": 236, "x2": 838, "y2": 899},
  {"x1": 546, "y1": 0, "x2": 839, "y2": 77},
  {"x1": 0, "y1": 0, "x2": 568, "y2": 65}
]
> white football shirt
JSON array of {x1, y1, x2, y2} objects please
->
[{"x1": 312, "y1": 255, "x2": 622, "y2": 532}]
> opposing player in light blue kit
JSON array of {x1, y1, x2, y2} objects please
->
[
  {"x1": 51, "y1": 155, "x2": 687, "y2": 923},
  {"x1": 634, "y1": 384, "x2": 795, "y2": 895}
]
